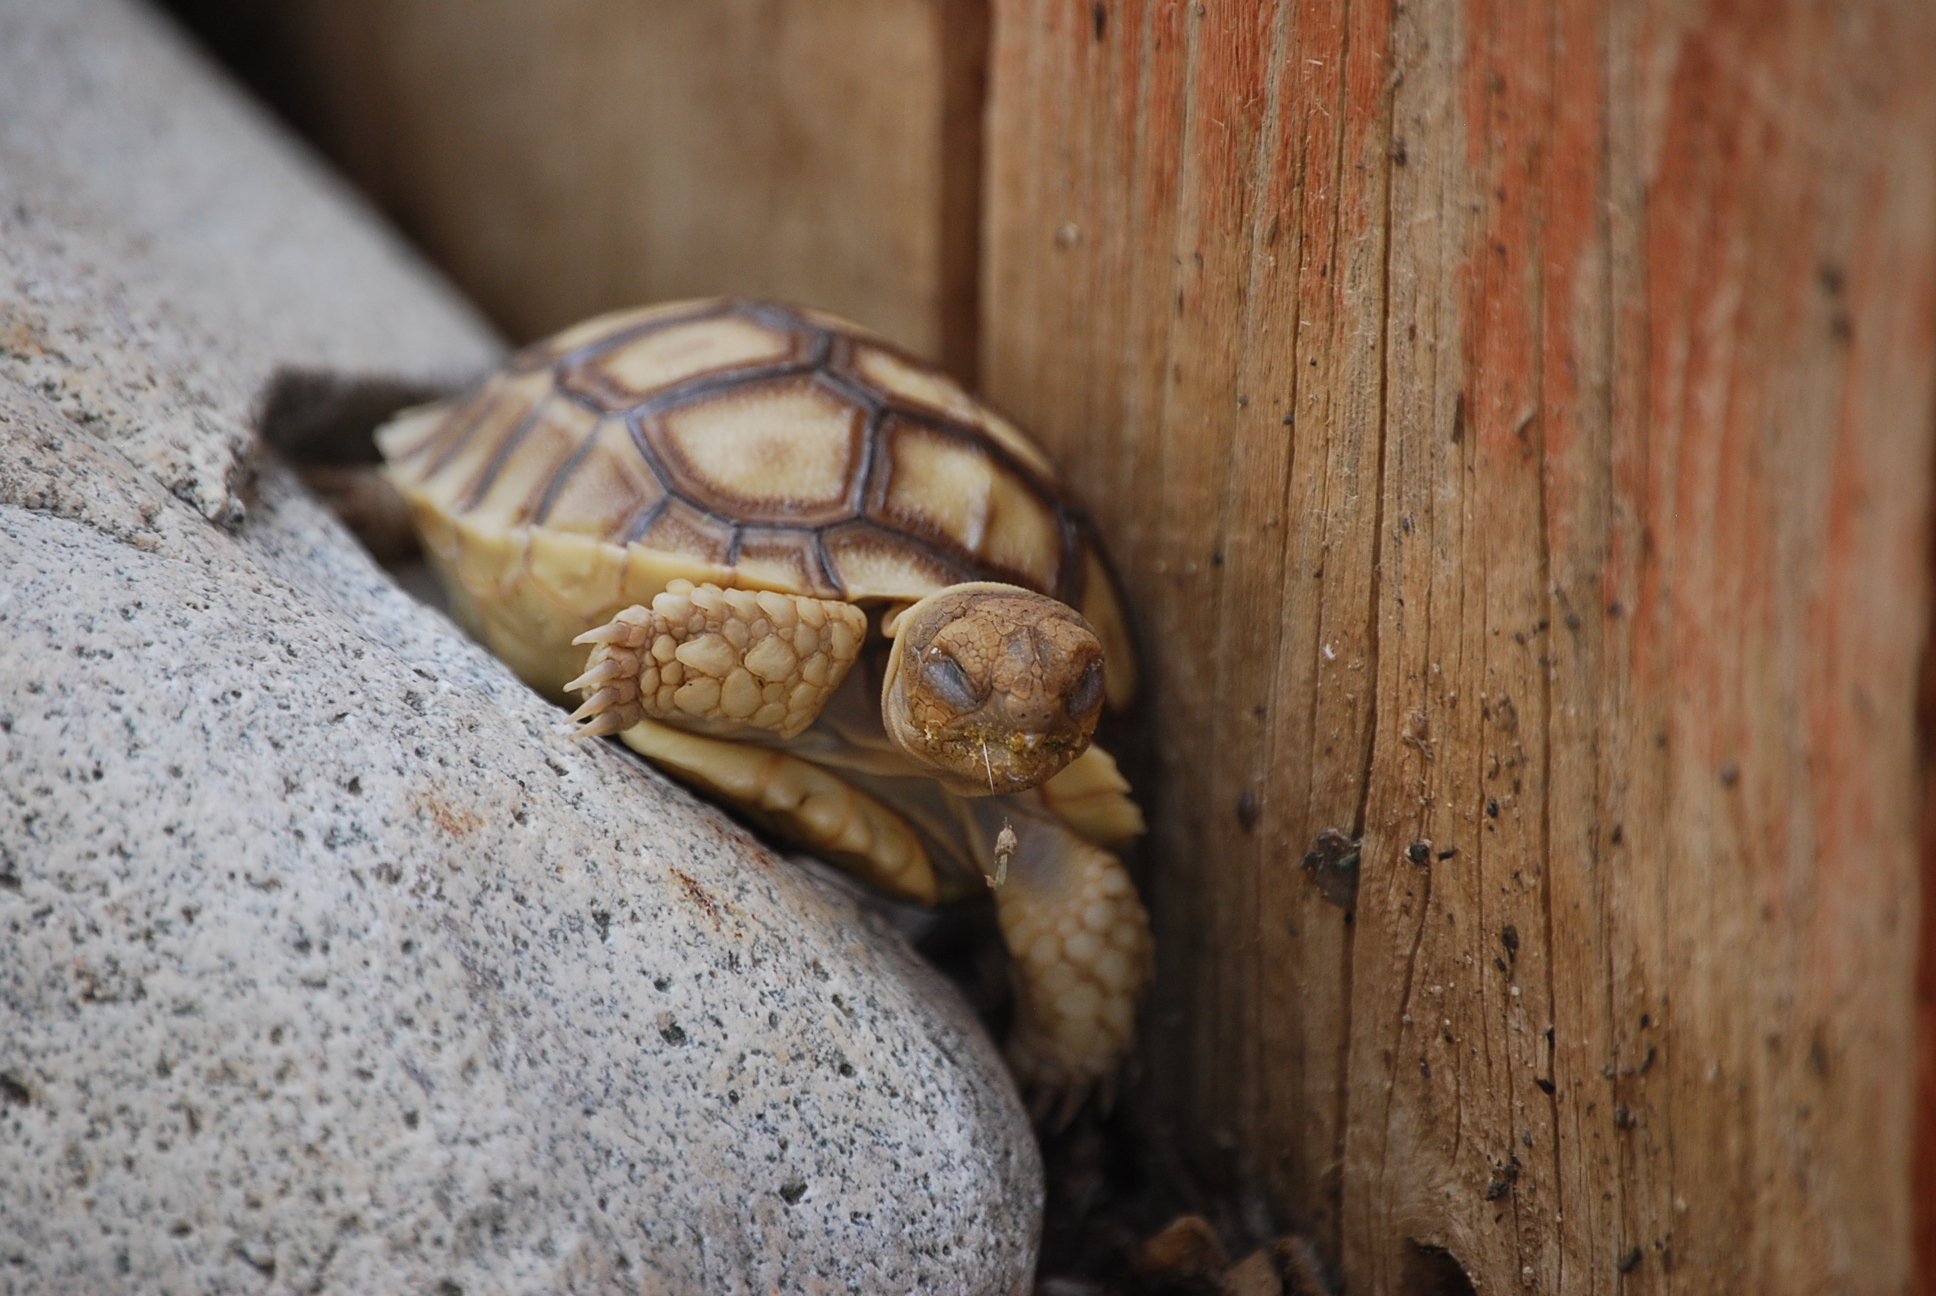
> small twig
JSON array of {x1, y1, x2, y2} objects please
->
[{"x1": 989, "y1": 820, "x2": 1017, "y2": 890}]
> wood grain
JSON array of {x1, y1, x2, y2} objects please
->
[
  {"x1": 183, "y1": 0, "x2": 986, "y2": 368},
  {"x1": 982, "y1": 0, "x2": 1936, "y2": 1290},
  {"x1": 1919, "y1": 586, "x2": 1936, "y2": 1296}
]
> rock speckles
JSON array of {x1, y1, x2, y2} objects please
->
[{"x1": 0, "y1": 1, "x2": 1041, "y2": 1289}]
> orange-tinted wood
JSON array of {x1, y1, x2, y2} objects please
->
[{"x1": 983, "y1": 0, "x2": 1936, "y2": 1289}]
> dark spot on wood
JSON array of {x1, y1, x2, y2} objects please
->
[
  {"x1": 1092, "y1": 0, "x2": 1106, "y2": 39},
  {"x1": 1301, "y1": 830, "x2": 1360, "y2": 912},
  {"x1": 1613, "y1": 1106, "x2": 1636, "y2": 1130},
  {"x1": 1486, "y1": 798, "x2": 1499, "y2": 818},
  {"x1": 1402, "y1": 1242, "x2": 1476, "y2": 1296},
  {"x1": 1484, "y1": 1178, "x2": 1509, "y2": 1200},
  {"x1": 1236, "y1": 790, "x2": 1261, "y2": 832},
  {"x1": 1450, "y1": 392, "x2": 1466, "y2": 442},
  {"x1": 1211, "y1": 549, "x2": 1224, "y2": 566},
  {"x1": 1500, "y1": 924, "x2": 1519, "y2": 957},
  {"x1": 1818, "y1": 261, "x2": 1846, "y2": 295},
  {"x1": 1535, "y1": 1077, "x2": 1555, "y2": 1095},
  {"x1": 1609, "y1": 822, "x2": 1623, "y2": 845},
  {"x1": 1406, "y1": 840, "x2": 1431, "y2": 866},
  {"x1": 1719, "y1": 761, "x2": 1739, "y2": 788},
  {"x1": 1492, "y1": 694, "x2": 1518, "y2": 731},
  {"x1": 1617, "y1": 1248, "x2": 1643, "y2": 1274},
  {"x1": 1282, "y1": 411, "x2": 1294, "y2": 427},
  {"x1": 1391, "y1": 137, "x2": 1408, "y2": 165}
]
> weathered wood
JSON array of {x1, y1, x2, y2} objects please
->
[
  {"x1": 174, "y1": 0, "x2": 986, "y2": 369},
  {"x1": 1920, "y1": 621, "x2": 1936, "y2": 1296},
  {"x1": 982, "y1": 1, "x2": 1936, "y2": 1290}
]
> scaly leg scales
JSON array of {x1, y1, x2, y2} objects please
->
[{"x1": 568, "y1": 580, "x2": 867, "y2": 740}]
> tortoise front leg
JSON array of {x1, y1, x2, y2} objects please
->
[
  {"x1": 567, "y1": 580, "x2": 866, "y2": 739},
  {"x1": 971, "y1": 799, "x2": 1153, "y2": 1126}
]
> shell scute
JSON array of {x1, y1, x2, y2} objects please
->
[
  {"x1": 850, "y1": 344, "x2": 1056, "y2": 479},
  {"x1": 563, "y1": 310, "x2": 802, "y2": 410},
  {"x1": 406, "y1": 370, "x2": 552, "y2": 514},
  {"x1": 532, "y1": 417, "x2": 666, "y2": 539},
  {"x1": 461, "y1": 396, "x2": 603, "y2": 533},
  {"x1": 819, "y1": 520, "x2": 970, "y2": 602},
  {"x1": 872, "y1": 418, "x2": 1061, "y2": 592},
  {"x1": 512, "y1": 298, "x2": 728, "y2": 374},
  {"x1": 651, "y1": 375, "x2": 864, "y2": 525},
  {"x1": 634, "y1": 497, "x2": 738, "y2": 568}
]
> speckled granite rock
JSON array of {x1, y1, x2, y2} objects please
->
[
  {"x1": 0, "y1": 0, "x2": 498, "y2": 525},
  {"x1": 0, "y1": 1, "x2": 1042, "y2": 1292}
]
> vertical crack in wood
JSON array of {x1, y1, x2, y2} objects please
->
[
  {"x1": 1530, "y1": 2, "x2": 1563, "y2": 1290},
  {"x1": 1346, "y1": 0, "x2": 1396, "y2": 1261}
]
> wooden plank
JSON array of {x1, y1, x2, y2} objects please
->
[
  {"x1": 173, "y1": 0, "x2": 985, "y2": 369},
  {"x1": 982, "y1": 0, "x2": 1936, "y2": 1289},
  {"x1": 1919, "y1": 598, "x2": 1936, "y2": 1296}
]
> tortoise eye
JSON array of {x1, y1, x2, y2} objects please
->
[
  {"x1": 1066, "y1": 657, "x2": 1105, "y2": 719},
  {"x1": 922, "y1": 648, "x2": 984, "y2": 713}
]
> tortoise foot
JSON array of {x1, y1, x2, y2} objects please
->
[
  {"x1": 993, "y1": 819, "x2": 1152, "y2": 1128},
  {"x1": 568, "y1": 580, "x2": 867, "y2": 739}
]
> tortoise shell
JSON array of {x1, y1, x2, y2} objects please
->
[{"x1": 377, "y1": 299, "x2": 1137, "y2": 707}]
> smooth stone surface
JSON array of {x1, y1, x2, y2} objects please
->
[
  {"x1": 0, "y1": 0, "x2": 499, "y2": 525},
  {"x1": 0, "y1": 0, "x2": 1043, "y2": 1290}
]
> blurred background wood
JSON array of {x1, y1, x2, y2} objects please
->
[
  {"x1": 981, "y1": 1, "x2": 1936, "y2": 1292},
  {"x1": 162, "y1": 0, "x2": 986, "y2": 375}
]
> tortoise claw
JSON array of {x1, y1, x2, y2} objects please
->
[
  {"x1": 572, "y1": 620, "x2": 640, "y2": 647},
  {"x1": 564, "y1": 656, "x2": 630, "y2": 694},
  {"x1": 569, "y1": 686, "x2": 625, "y2": 721},
  {"x1": 571, "y1": 711, "x2": 630, "y2": 739}
]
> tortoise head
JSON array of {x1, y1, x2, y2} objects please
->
[{"x1": 881, "y1": 583, "x2": 1107, "y2": 797}]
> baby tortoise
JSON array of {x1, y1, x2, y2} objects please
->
[{"x1": 376, "y1": 299, "x2": 1151, "y2": 1120}]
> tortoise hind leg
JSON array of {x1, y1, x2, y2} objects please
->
[
  {"x1": 973, "y1": 799, "x2": 1153, "y2": 1127},
  {"x1": 616, "y1": 717, "x2": 939, "y2": 905},
  {"x1": 568, "y1": 580, "x2": 867, "y2": 740}
]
